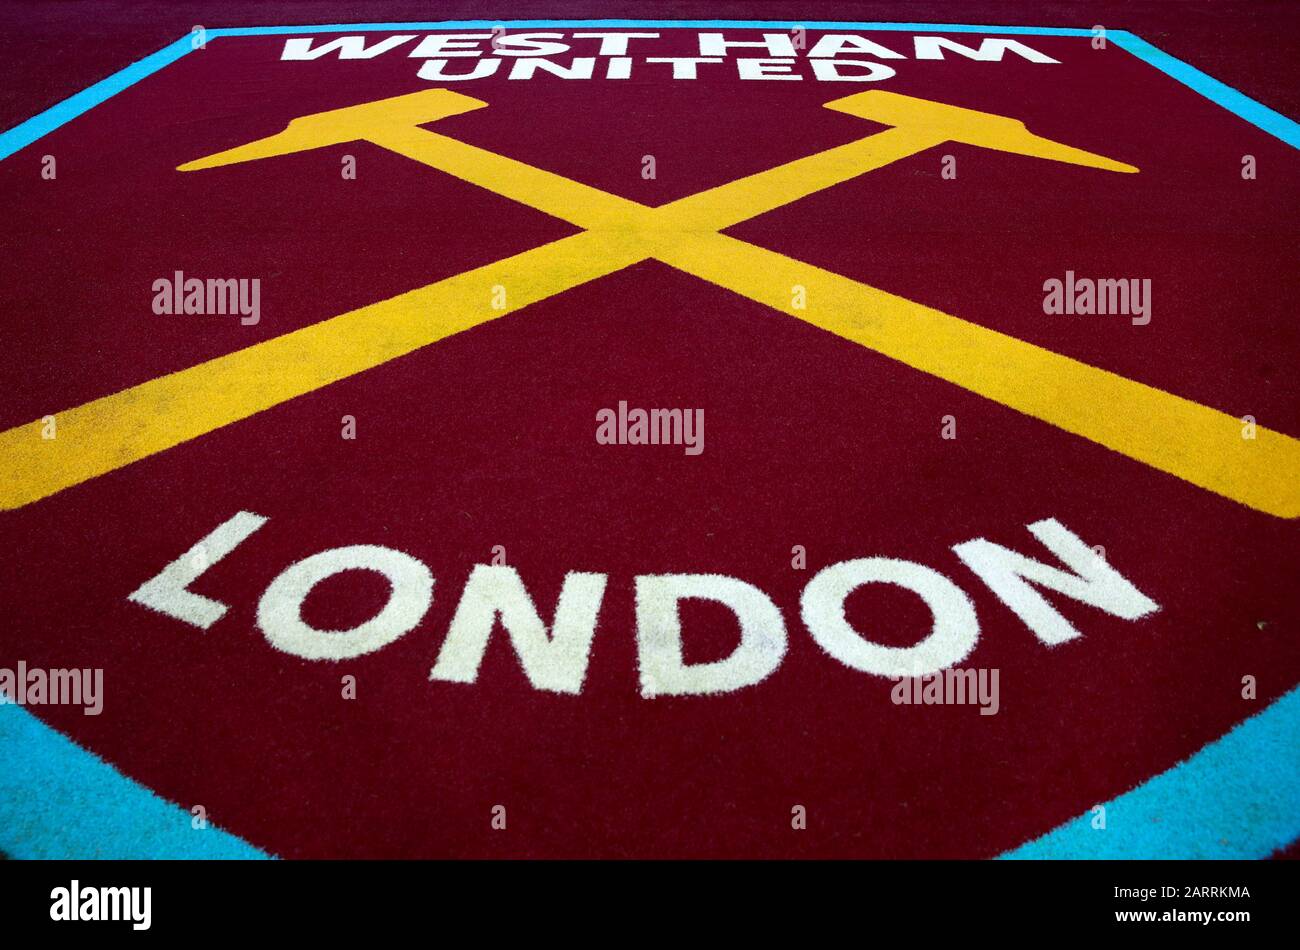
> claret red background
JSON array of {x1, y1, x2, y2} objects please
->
[{"x1": 0, "y1": 2, "x2": 1297, "y2": 857}]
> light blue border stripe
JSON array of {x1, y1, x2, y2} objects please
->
[
  {"x1": 207, "y1": 20, "x2": 1095, "y2": 37},
  {"x1": 6, "y1": 681, "x2": 1292, "y2": 860},
  {"x1": 1, "y1": 20, "x2": 1297, "y2": 162},
  {"x1": 1001, "y1": 685, "x2": 1300, "y2": 859},
  {"x1": 0, "y1": 702, "x2": 270, "y2": 859},
  {"x1": 1111, "y1": 29, "x2": 1300, "y2": 149},
  {"x1": 0, "y1": 35, "x2": 193, "y2": 162}
]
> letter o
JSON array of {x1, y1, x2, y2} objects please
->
[
  {"x1": 257, "y1": 545, "x2": 433, "y2": 660},
  {"x1": 800, "y1": 558, "x2": 978, "y2": 677}
]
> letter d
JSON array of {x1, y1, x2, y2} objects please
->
[{"x1": 635, "y1": 574, "x2": 787, "y2": 697}]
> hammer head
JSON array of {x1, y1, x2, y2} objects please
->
[
  {"x1": 179, "y1": 90, "x2": 486, "y2": 171},
  {"x1": 825, "y1": 90, "x2": 1137, "y2": 173}
]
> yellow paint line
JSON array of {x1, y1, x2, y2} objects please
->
[
  {"x1": 7, "y1": 89, "x2": 1291, "y2": 520},
  {"x1": 655, "y1": 231, "x2": 1300, "y2": 518},
  {"x1": 0, "y1": 231, "x2": 646, "y2": 510},
  {"x1": 656, "y1": 126, "x2": 943, "y2": 232},
  {"x1": 368, "y1": 126, "x2": 647, "y2": 232}
]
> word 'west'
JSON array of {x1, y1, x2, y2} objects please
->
[
  {"x1": 152, "y1": 271, "x2": 261, "y2": 325},
  {"x1": 0, "y1": 661, "x2": 103, "y2": 715},
  {"x1": 596, "y1": 401, "x2": 704, "y2": 455},
  {"x1": 127, "y1": 512, "x2": 1159, "y2": 698},
  {"x1": 1042, "y1": 271, "x2": 1151, "y2": 325},
  {"x1": 281, "y1": 31, "x2": 1061, "y2": 83}
]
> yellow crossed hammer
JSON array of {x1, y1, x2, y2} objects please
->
[{"x1": 2, "y1": 90, "x2": 1297, "y2": 517}]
